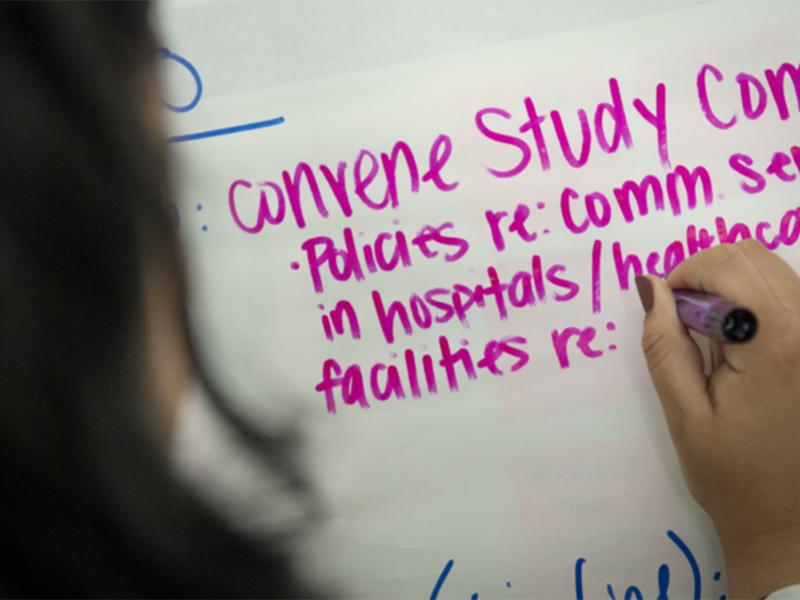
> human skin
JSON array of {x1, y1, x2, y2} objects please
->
[
  {"x1": 637, "y1": 239, "x2": 800, "y2": 599},
  {"x1": 140, "y1": 63, "x2": 190, "y2": 446},
  {"x1": 143, "y1": 251, "x2": 189, "y2": 446}
]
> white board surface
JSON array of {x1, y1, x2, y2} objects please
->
[{"x1": 157, "y1": 2, "x2": 800, "y2": 597}]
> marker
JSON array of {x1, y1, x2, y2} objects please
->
[{"x1": 674, "y1": 289, "x2": 757, "y2": 343}]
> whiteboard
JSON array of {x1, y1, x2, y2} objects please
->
[{"x1": 157, "y1": 2, "x2": 800, "y2": 597}]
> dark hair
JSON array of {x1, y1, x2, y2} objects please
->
[{"x1": 0, "y1": 3, "x2": 317, "y2": 596}]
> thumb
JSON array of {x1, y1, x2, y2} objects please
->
[{"x1": 636, "y1": 275, "x2": 711, "y2": 434}]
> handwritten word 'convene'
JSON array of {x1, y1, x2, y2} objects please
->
[{"x1": 228, "y1": 134, "x2": 459, "y2": 231}]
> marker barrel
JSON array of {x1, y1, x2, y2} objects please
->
[{"x1": 674, "y1": 290, "x2": 757, "y2": 343}]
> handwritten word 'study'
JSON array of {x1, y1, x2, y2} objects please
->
[{"x1": 474, "y1": 77, "x2": 669, "y2": 176}]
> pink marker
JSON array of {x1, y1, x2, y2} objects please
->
[{"x1": 674, "y1": 289, "x2": 757, "y2": 343}]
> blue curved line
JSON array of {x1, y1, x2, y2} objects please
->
[
  {"x1": 624, "y1": 585, "x2": 643, "y2": 600},
  {"x1": 668, "y1": 530, "x2": 701, "y2": 600},
  {"x1": 430, "y1": 559, "x2": 454, "y2": 600},
  {"x1": 167, "y1": 116, "x2": 285, "y2": 143},
  {"x1": 159, "y1": 47, "x2": 203, "y2": 113},
  {"x1": 575, "y1": 558, "x2": 586, "y2": 600},
  {"x1": 657, "y1": 564, "x2": 670, "y2": 600}
]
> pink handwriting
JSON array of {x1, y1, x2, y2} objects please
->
[
  {"x1": 299, "y1": 222, "x2": 469, "y2": 293},
  {"x1": 608, "y1": 206, "x2": 800, "y2": 290},
  {"x1": 316, "y1": 334, "x2": 529, "y2": 414},
  {"x1": 228, "y1": 135, "x2": 459, "y2": 233},
  {"x1": 560, "y1": 164, "x2": 714, "y2": 234},
  {"x1": 473, "y1": 77, "x2": 671, "y2": 177},
  {"x1": 697, "y1": 61, "x2": 800, "y2": 129},
  {"x1": 551, "y1": 324, "x2": 607, "y2": 369},
  {"x1": 485, "y1": 202, "x2": 543, "y2": 252},
  {"x1": 729, "y1": 145, "x2": 800, "y2": 193},
  {"x1": 371, "y1": 257, "x2": 579, "y2": 344},
  {"x1": 319, "y1": 300, "x2": 360, "y2": 341}
]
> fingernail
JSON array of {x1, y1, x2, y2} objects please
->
[{"x1": 635, "y1": 276, "x2": 654, "y2": 313}]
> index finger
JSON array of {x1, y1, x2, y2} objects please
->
[
  {"x1": 730, "y1": 239, "x2": 800, "y2": 312},
  {"x1": 666, "y1": 241, "x2": 780, "y2": 371},
  {"x1": 666, "y1": 241, "x2": 779, "y2": 317}
]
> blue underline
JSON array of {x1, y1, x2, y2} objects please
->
[{"x1": 167, "y1": 116, "x2": 285, "y2": 143}]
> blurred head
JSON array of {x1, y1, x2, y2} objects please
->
[{"x1": 0, "y1": 3, "x2": 314, "y2": 596}]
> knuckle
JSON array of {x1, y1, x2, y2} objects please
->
[
  {"x1": 769, "y1": 319, "x2": 800, "y2": 364},
  {"x1": 704, "y1": 243, "x2": 741, "y2": 271},
  {"x1": 669, "y1": 243, "x2": 749, "y2": 287},
  {"x1": 737, "y1": 237, "x2": 763, "y2": 253}
]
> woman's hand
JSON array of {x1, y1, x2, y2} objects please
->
[{"x1": 637, "y1": 239, "x2": 800, "y2": 599}]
